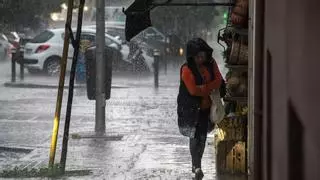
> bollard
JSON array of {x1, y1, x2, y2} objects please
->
[
  {"x1": 164, "y1": 55, "x2": 167, "y2": 75},
  {"x1": 162, "y1": 47, "x2": 167, "y2": 75},
  {"x1": 19, "y1": 49, "x2": 24, "y2": 81},
  {"x1": 153, "y1": 49, "x2": 160, "y2": 88},
  {"x1": 11, "y1": 48, "x2": 16, "y2": 83},
  {"x1": 20, "y1": 61, "x2": 24, "y2": 81}
]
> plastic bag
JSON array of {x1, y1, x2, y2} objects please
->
[{"x1": 210, "y1": 90, "x2": 225, "y2": 124}]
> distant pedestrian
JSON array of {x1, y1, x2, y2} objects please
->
[
  {"x1": 177, "y1": 38, "x2": 223, "y2": 179},
  {"x1": 76, "y1": 40, "x2": 92, "y2": 84}
]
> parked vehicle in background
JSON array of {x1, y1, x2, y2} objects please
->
[
  {"x1": 83, "y1": 25, "x2": 155, "y2": 72},
  {"x1": 105, "y1": 25, "x2": 185, "y2": 57},
  {"x1": 23, "y1": 28, "x2": 128, "y2": 76},
  {"x1": 15, "y1": 37, "x2": 33, "y2": 65},
  {"x1": 134, "y1": 27, "x2": 185, "y2": 57},
  {"x1": 3, "y1": 31, "x2": 20, "y2": 49},
  {"x1": 105, "y1": 25, "x2": 126, "y2": 43},
  {"x1": 90, "y1": 7, "x2": 126, "y2": 23},
  {"x1": 0, "y1": 33, "x2": 12, "y2": 61}
]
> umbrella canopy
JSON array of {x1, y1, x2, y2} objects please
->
[{"x1": 124, "y1": 0, "x2": 152, "y2": 41}]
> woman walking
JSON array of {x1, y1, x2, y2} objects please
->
[{"x1": 177, "y1": 38, "x2": 223, "y2": 179}]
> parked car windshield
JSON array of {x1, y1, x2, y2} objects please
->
[{"x1": 30, "y1": 30, "x2": 54, "y2": 43}]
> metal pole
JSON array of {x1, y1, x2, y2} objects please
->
[
  {"x1": 19, "y1": 50, "x2": 24, "y2": 81},
  {"x1": 164, "y1": 55, "x2": 167, "y2": 75},
  {"x1": 60, "y1": 0, "x2": 85, "y2": 173},
  {"x1": 49, "y1": 0, "x2": 74, "y2": 168},
  {"x1": 95, "y1": 0, "x2": 106, "y2": 134},
  {"x1": 11, "y1": 50, "x2": 16, "y2": 83},
  {"x1": 154, "y1": 49, "x2": 160, "y2": 88},
  {"x1": 20, "y1": 64, "x2": 24, "y2": 80}
]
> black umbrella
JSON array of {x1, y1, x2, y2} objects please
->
[{"x1": 124, "y1": 0, "x2": 152, "y2": 41}]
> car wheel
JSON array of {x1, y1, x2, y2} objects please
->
[{"x1": 44, "y1": 57, "x2": 61, "y2": 76}]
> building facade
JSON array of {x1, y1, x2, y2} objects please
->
[{"x1": 249, "y1": 0, "x2": 320, "y2": 179}]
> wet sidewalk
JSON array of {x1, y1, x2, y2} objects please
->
[
  {"x1": 0, "y1": 84, "x2": 222, "y2": 180},
  {"x1": 0, "y1": 61, "x2": 246, "y2": 180}
]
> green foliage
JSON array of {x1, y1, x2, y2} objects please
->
[
  {"x1": 0, "y1": 164, "x2": 92, "y2": 178},
  {"x1": 0, "y1": 164, "x2": 62, "y2": 178},
  {"x1": 150, "y1": 4, "x2": 223, "y2": 42}
]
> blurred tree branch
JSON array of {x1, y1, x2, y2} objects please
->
[
  {"x1": 151, "y1": 4, "x2": 222, "y2": 42},
  {"x1": 0, "y1": 0, "x2": 65, "y2": 31}
]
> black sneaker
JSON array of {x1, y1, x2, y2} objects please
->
[{"x1": 195, "y1": 168, "x2": 204, "y2": 180}]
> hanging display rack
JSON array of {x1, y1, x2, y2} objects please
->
[{"x1": 215, "y1": 0, "x2": 249, "y2": 175}]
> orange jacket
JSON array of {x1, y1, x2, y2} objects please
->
[{"x1": 181, "y1": 61, "x2": 222, "y2": 109}]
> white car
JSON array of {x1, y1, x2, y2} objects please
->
[
  {"x1": 23, "y1": 28, "x2": 126, "y2": 76},
  {"x1": 3, "y1": 32, "x2": 20, "y2": 48},
  {"x1": 0, "y1": 33, "x2": 12, "y2": 61}
]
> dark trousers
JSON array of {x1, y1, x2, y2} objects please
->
[{"x1": 189, "y1": 109, "x2": 210, "y2": 169}]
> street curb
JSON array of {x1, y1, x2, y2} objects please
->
[
  {"x1": 71, "y1": 132, "x2": 124, "y2": 141},
  {"x1": 0, "y1": 146, "x2": 33, "y2": 153},
  {"x1": 3, "y1": 82, "x2": 129, "y2": 89}
]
